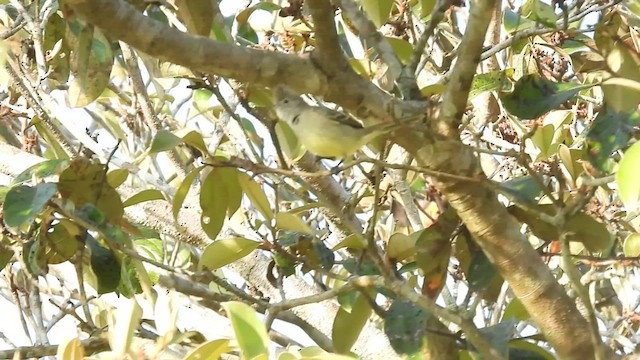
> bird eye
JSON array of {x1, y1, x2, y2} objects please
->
[{"x1": 283, "y1": 99, "x2": 289, "y2": 104}]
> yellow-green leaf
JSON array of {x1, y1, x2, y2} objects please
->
[
  {"x1": 123, "y1": 189, "x2": 165, "y2": 207},
  {"x1": 198, "y1": 238, "x2": 261, "y2": 271},
  {"x1": 184, "y1": 339, "x2": 231, "y2": 360},
  {"x1": 56, "y1": 337, "x2": 84, "y2": 360},
  {"x1": 623, "y1": 233, "x2": 640, "y2": 257},
  {"x1": 332, "y1": 292, "x2": 372, "y2": 353},
  {"x1": 109, "y1": 299, "x2": 142, "y2": 358},
  {"x1": 222, "y1": 302, "x2": 269, "y2": 359},
  {"x1": 238, "y1": 173, "x2": 273, "y2": 220},
  {"x1": 173, "y1": 166, "x2": 206, "y2": 220},
  {"x1": 107, "y1": 169, "x2": 129, "y2": 188},
  {"x1": 617, "y1": 141, "x2": 640, "y2": 212},
  {"x1": 361, "y1": 0, "x2": 394, "y2": 27},
  {"x1": 275, "y1": 212, "x2": 314, "y2": 234}
]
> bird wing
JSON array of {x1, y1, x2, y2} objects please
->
[{"x1": 320, "y1": 107, "x2": 364, "y2": 129}]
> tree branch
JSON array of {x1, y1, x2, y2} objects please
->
[{"x1": 306, "y1": 0, "x2": 349, "y2": 73}]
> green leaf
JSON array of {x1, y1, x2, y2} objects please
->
[
  {"x1": 503, "y1": 8, "x2": 536, "y2": 33},
  {"x1": 238, "y1": 172, "x2": 273, "y2": 220},
  {"x1": 150, "y1": 130, "x2": 182, "y2": 153},
  {"x1": 44, "y1": 13, "x2": 71, "y2": 86},
  {"x1": 557, "y1": 145, "x2": 584, "y2": 182},
  {"x1": 107, "y1": 169, "x2": 129, "y2": 188},
  {"x1": 122, "y1": 189, "x2": 165, "y2": 207},
  {"x1": 3, "y1": 184, "x2": 58, "y2": 228},
  {"x1": 198, "y1": 238, "x2": 261, "y2": 271},
  {"x1": 384, "y1": 299, "x2": 429, "y2": 355},
  {"x1": 617, "y1": 141, "x2": 640, "y2": 211},
  {"x1": 500, "y1": 75, "x2": 592, "y2": 119},
  {"x1": 184, "y1": 339, "x2": 231, "y2": 360},
  {"x1": 0, "y1": 246, "x2": 14, "y2": 271},
  {"x1": 587, "y1": 107, "x2": 640, "y2": 171},
  {"x1": 236, "y1": 2, "x2": 281, "y2": 25},
  {"x1": 469, "y1": 69, "x2": 514, "y2": 99},
  {"x1": 275, "y1": 212, "x2": 314, "y2": 234},
  {"x1": 275, "y1": 121, "x2": 303, "y2": 160},
  {"x1": 360, "y1": 0, "x2": 394, "y2": 27},
  {"x1": 467, "y1": 249, "x2": 498, "y2": 293},
  {"x1": 45, "y1": 219, "x2": 81, "y2": 264},
  {"x1": 180, "y1": 130, "x2": 209, "y2": 155},
  {"x1": 387, "y1": 233, "x2": 417, "y2": 261},
  {"x1": 385, "y1": 37, "x2": 413, "y2": 64},
  {"x1": 58, "y1": 158, "x2": 124, "y2": 223},
  {"x1": 87, "y1": 235, "x2": 122, "y2": 294},
  {"x1": 173, "y1": 166, "x2": 206, "y2": 220},
  {"x1": 500, "y1": 175, "x2": 545, "y2": 205},
  {"x1": 222, "y1": 302, "x2": 269, "y2": 359},
  {"x1": 502, "y1": 298, "x2": 530, "y2": 322},
  {"x1": 66, "y1": 21, "x2": 113, "y2": 107},
  {"x1": 175, "y1": 0, "x2": 215, "y2": 36},
  {"x1": 509, "y1": 205, "x2": 613, "y2": 252},
  {"x1": 11, "y1": 159, "x2": 68, "y2": 185},
  {"x1": 332, "y1": 292, "x2": 373, "y2": 353},
  {"x1": 623, "y1": 233, "x2": 640, "y2": 257},
  {"x1": 476, "y1": 319, "x2": 515, "y2": 358},
  {"x1": 199, "y1": 167, "x2": 242, "y2": 240},
  {"x1": 519, "y1": 0, "x2": 557, "y2": 28},
  {"x1": 415, "y1": 227, "x2": 451, "y2": 298},
  {"x1": 419, "y1": 0, "x2": 436, "y2": 19},
  {"x1": 56, "y1": 337, "x2": 84, "y2": 360}
]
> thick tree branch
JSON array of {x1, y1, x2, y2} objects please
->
[
  {"x1": 393, "y1": 1, "x2": 615, "y2": 358},
  {"x1": 435, "y1": 0, "x2": 495, "y2": 137},
  {"x1": 63, "y1": 0, "x2": 323, "y2": 91}
]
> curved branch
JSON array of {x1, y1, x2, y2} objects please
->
[
  {"x1": 306, "y1": 0, "x2": 349, "y2": 73},
  {"x1": 64, "y1": 0, "x2": 324, "y2": 91}
]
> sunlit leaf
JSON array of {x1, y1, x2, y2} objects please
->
[
  {"x1": 173, "y1": 166, "x2": 206, "y2": 220},
  {"x1": 11, "y1": 159, "x2": 68, "y2": 185},
  {"x1": 150, "y1": 130, "x2": 182, "y2": 153},
  {"x1": 238, "y1": 172, "x2": 273, "y2": 220},
  {"x1": 66, "y1": 21, "x2": 113, "y2": 107},
  {"x1": 519, "y1": 0, "x2": 557, "y2": 28},
  {"x1": 175, "y1": 0, "x2": 215, "y2": 36},
  {"x1": 623, "y1": 233, "x2": 640, "y2": 257},
  {"x1": 122, "y1": 189, "x2": 165, "y2": 207},
  {"x1": 469, "y1": 68, "x2": 514, "y2": 99},
  {"x1": 222, "y1": 302, "x2": 269, "y2": 359},
  {"x1": 184, "y1": 339, "x2": 231, "y2": 360},
  {"x1": 617, "y1": 141, "x2": 640, "y2": 212},
  {"x1": 275, "y1": 212, "x2": 314, "y2": 234},
  {"x1": 236, "y1": 2, "x2": 281, "y2": 25},
  {"x1": 58, "y1": 158, "x2": 124, "y2": 223},
  {"x1": 198, "y1": 238, "x2": 261, "y2": 271},
  {"x1": 109, "y1": 298, "x2": 143, "y2": 358},
  {"x1": 360, "y1": 0, "x2": 394, "y2": 27},
  {"x1": 56, "y1": 337, "x2": 84, "y2": 360}
]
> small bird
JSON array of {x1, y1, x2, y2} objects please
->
[{"x1": 273, "y1": 86, "x2": 407, "y2": 158}]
